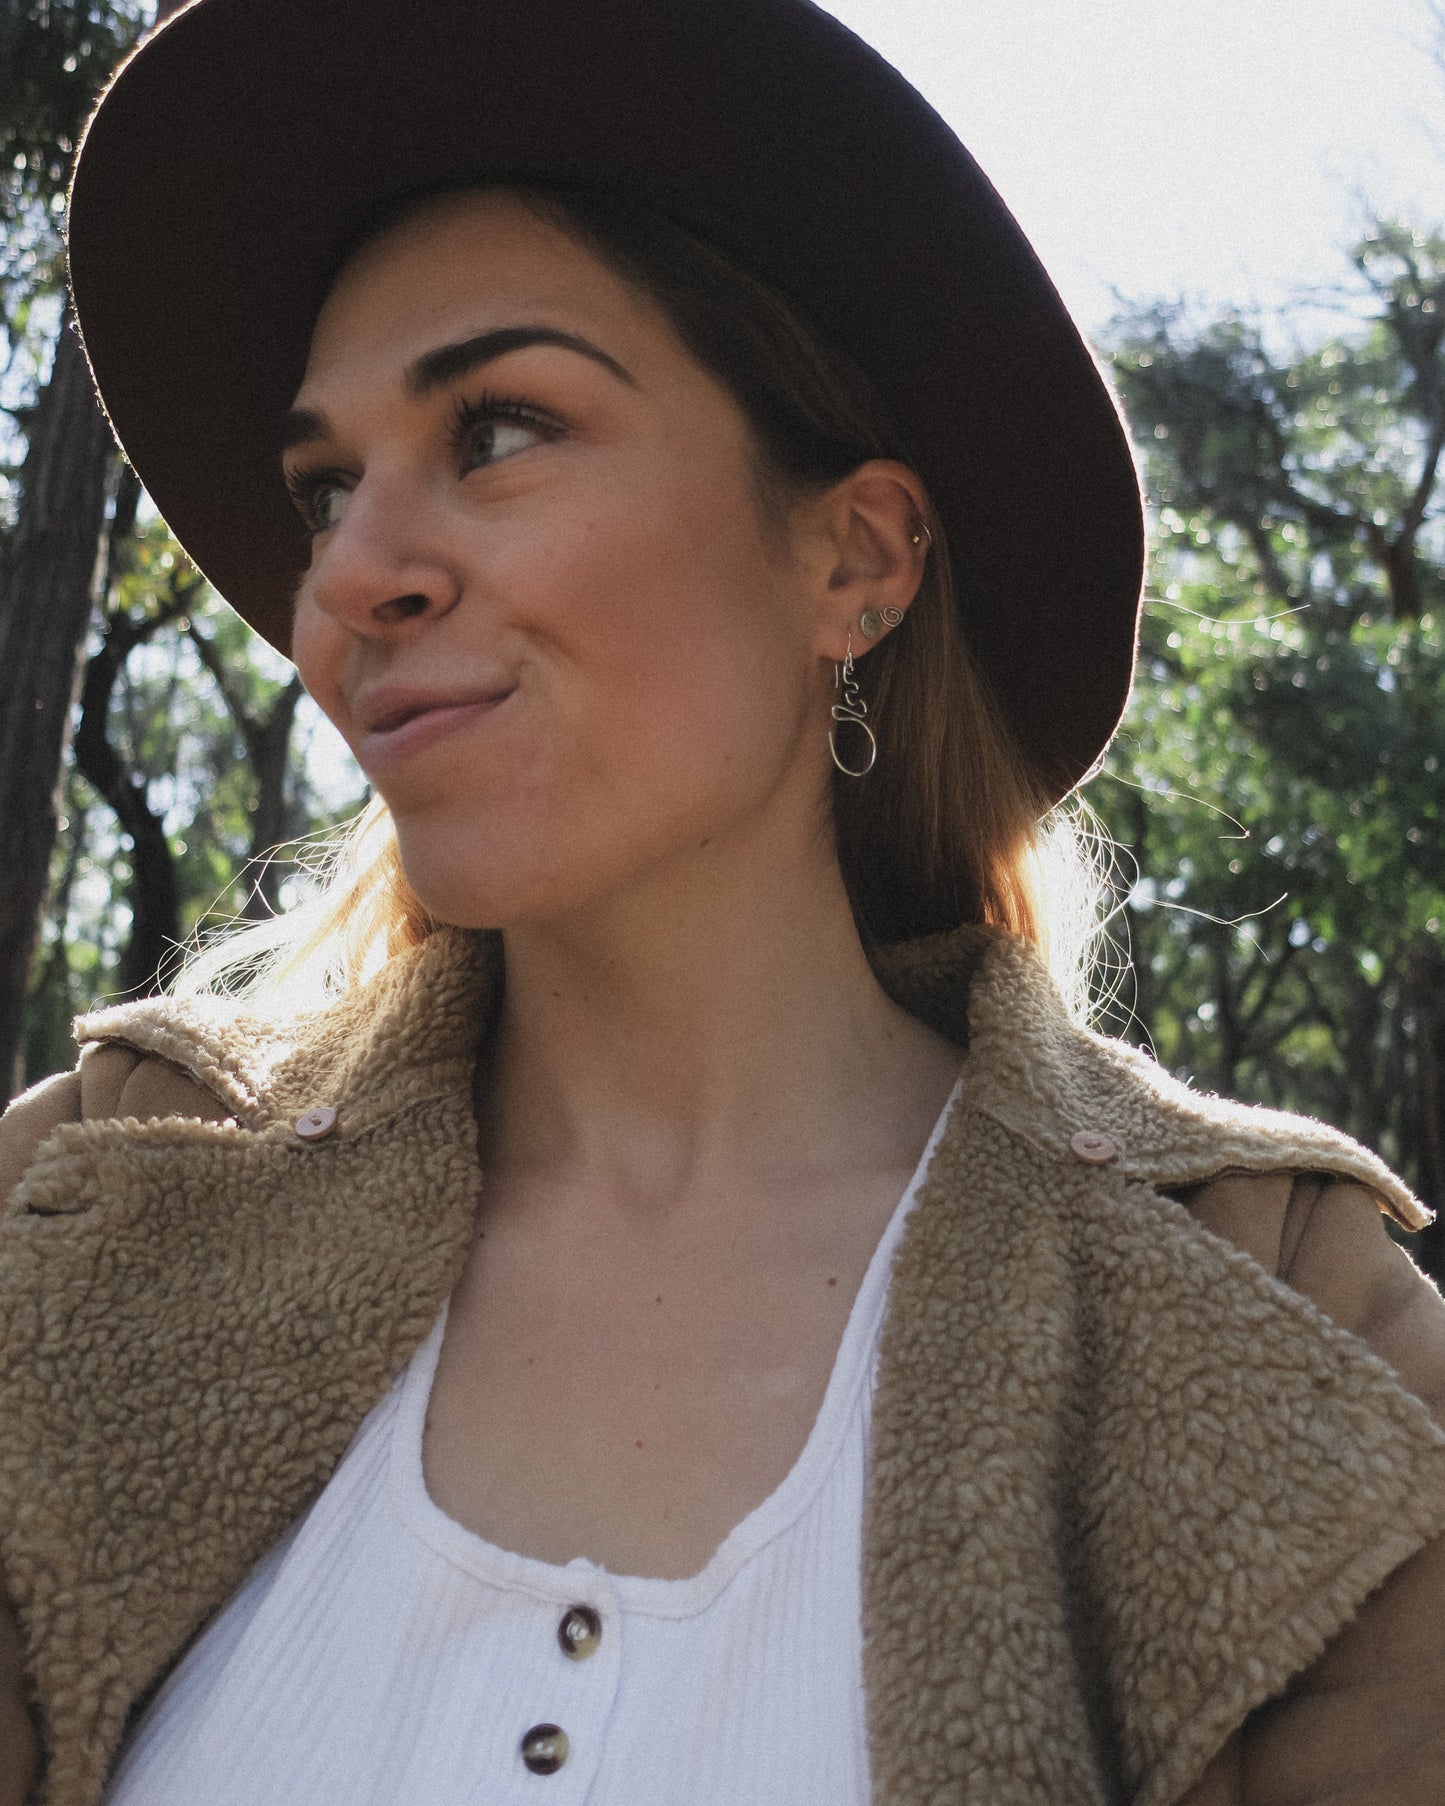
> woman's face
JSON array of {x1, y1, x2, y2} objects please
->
[{"x1": 286, "y1": 190, "x2": 841, "y2": 929}]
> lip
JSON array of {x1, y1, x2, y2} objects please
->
[{"x1": 355, "y1": 683, "x2": 515, "y2": 771}]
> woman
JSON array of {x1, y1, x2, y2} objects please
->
[{"x1": 3, "y1": 2, "x2": 1444, "y2": 1803}]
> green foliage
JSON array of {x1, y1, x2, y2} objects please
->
[
  {"x1": 0, "y1": 1, "x2": 146, "y2": 228},
  {"x1": 1096, "y1": 225, "x2": 1445, "y2": 1228},
  {"x1": 1097, "y1": 593, "x2": 1444, "y2": 1133},
  {"x1": 23, "y1": 513, "x2": 367, "y2": 1081}
]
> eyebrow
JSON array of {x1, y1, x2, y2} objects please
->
[{"x1": 276, "y1": 325, "x2": 638, "y2": 454}]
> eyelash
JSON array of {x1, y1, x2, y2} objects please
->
[
  {"x1": 283, "y1": 390, "x2": 563, "y2": 534},
  {"x1": 448, "y1": 389, "x2": 561, "y2": 463}
]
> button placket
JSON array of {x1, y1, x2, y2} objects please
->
[{"x1": 507, "y1": 1577, "x2": 619, "y2": 1798}]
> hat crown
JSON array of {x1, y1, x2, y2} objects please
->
[{"x1": 69, "y1": 0, "x2": 1144, "y2": 804}]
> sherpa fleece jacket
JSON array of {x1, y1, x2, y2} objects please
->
[{"x1": 1, "y1": 924, "x2": 1444, "y2": 1806}]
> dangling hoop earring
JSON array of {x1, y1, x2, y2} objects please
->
[{"x1": 829, "y1": 630, "x2": 877, "y2": 778}]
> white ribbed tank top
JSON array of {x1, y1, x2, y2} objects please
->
[{"x1": 104, "y1": 1079, "x2": 961, "y2": 1806}]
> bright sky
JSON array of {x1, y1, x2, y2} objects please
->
[{"x1": 819, "y1": 0, "x2": 1444, "y2": 339}]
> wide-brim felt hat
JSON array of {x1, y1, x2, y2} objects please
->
[{"x1": 68, "y1": 0, "x2": 1145, "y2": 806}]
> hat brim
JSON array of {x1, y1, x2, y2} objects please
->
[{"x1": 68, "y1": 0, "x2": 1144, "y2": 805}]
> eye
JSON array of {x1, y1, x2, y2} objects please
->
[
  {"x1": 450, "y1": 392, "x2": 561, "y2": 471},
  {"x1": 280, "y1": 392, "x2": 560, "y2": 537},
  {"x1": 283, "y1": 468, "x2": 353, "y2": 536}
]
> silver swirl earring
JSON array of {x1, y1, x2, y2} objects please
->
[
  {"x1": 829, "y1": 629, "x2": 877, "y2": 778},
  {"x1": 859, "y1": 604, "x2": 905, "y2": 641}
]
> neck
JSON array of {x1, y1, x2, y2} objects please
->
[{"x1": 476, "y1": 815, "x2": 961, "y2": 1206}]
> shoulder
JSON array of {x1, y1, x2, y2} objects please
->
[
  {"x1": 934, "y1": 933, "x2": 1430, "y2": 1230},
  {"x1": 1174, "y1": 1173, "x2": 1445, "y2": 1803},
  {"x1": 891, "y1": 926, "x2": 1445, "y2": 1401},
  {"x1": 0, "y1": 930, "x2": 496, "y2": 1220},
  {"x1": 1167, "y1": 1166, "x2": 1445, "y2": 1804},
  {"x1": 0, "y1": 1041, "x2": 231, "y2": 1216},
  {"x1": 961, "y1": 933, "x2": 1445, "y2": 1409},
  {"x1": 1180, "y1": 1168, "x2": 1445, "y2": 1424}
]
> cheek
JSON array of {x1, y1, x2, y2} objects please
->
[
  {"x1": 523, "y1": 459, "x2": 804, "y2": 731},
  {"x1": 402, "y1": 523, "x2": 804, "y2": 865},
  {"x1": 288, "y1": 592, "x2": 351, "y2": 735}
]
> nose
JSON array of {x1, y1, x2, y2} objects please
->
[{"x1": 301, "y1": 469, "x2": 462, "y2": 636}]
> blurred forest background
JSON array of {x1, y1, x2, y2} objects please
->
[{"x1": 1, "y1": 4, "x2": 1443, "y2": 1276}]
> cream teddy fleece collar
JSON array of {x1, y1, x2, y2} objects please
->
[{"x1": 78, "y1": 922, "x2": 1427, "y2": 1230}]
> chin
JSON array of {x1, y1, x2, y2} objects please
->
[
  {"x1": 397, "y1": 852, "x2": 536, "y2": 934},
  {"x1": 391, "y1": 819, "x2": 600, "y2": 934},
  {"x1": 387, "y1": 772, "x2": 758, "y2": 933}
]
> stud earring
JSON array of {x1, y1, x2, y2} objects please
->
[
  {"x1": 859, "y1": 604, "x2": 905, "y2": 641},
  {"x1": 829, "y1": 629, "x2": 877, "y2": 778}
]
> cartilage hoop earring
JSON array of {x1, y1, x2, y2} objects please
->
[
  {"x1": 910, "y1": 521, "x2": 933, "y2": 551},
  {"x1": 829, "y1": 630, "x2": 877, "y2": 778}
]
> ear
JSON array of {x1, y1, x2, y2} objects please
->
[{"x1": 803, "y1": 460, "x2": 932, "y2": 663}]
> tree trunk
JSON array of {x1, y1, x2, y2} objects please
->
[
  {"x1": 243, "y1": 675, "x2": 305, "y2": 918},
  {"x1": 0, "y1": 301, "x2": 115, "y2": 1103},
  {"x1": 1207, "y1": 928, "x2": 1242, "y2": 1096},
  {"x1": 72, "y1": 617, "x2": 184, "y2": 1000},
  {"x1": 1406, "y1": 938, "x2": 1445, "y2": 1284},
  {"x1": 185, "y1": 621, "x2": 307, "y2": 921},
  {"x1": 0, "y1": 0, "x2": 189, "y2": 1104}
]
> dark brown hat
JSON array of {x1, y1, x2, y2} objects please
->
[{"x1": 68, "y1": 0, "x2": 1144, "y2": 805}]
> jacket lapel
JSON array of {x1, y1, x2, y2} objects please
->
[
  {"x1": 1, "y1": 929, "x2": 500, "y2": 1806},
  {"x1": 862, "y1": 1087, "x2": 1118, "y2": 1803},
  {"x1": 864, "y1": 931, "x2": 1445, "y2": 1805}
]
